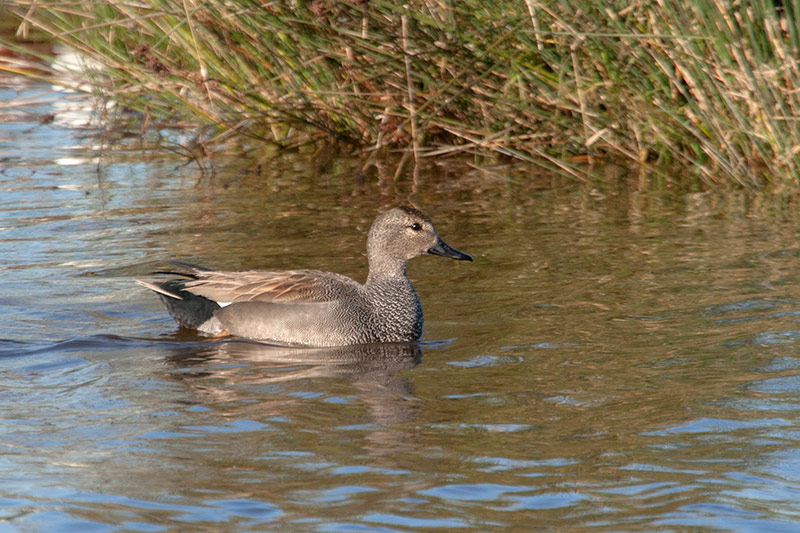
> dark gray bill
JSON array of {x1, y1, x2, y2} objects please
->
[{"x1": 428, "y1": 238, "x2": 473, "y2": 261}]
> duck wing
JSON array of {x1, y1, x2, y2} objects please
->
[{"x1": 181, "y1": 268, "x2": 360, "y2": 304}]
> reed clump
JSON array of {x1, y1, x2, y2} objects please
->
[{"x1": 5, "y1": 0, "x2": 800, "y2": 188}]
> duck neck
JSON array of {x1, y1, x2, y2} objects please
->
[
  {"x1": 366, "y1": 255, "x2": 409, "y2": 283},
  {"x1": 364, "y1": 263, "x2": 423, "y2": 341},
  {"x1": 365, "y1": 256, "x2": 419, "y2": 312}
]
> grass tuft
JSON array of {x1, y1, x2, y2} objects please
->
[{"x1": 4, "y1": 0, "x2": 800, "y2": 187}]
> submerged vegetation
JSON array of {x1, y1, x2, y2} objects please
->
[{"x1": 3, "y1": 0, "x2": 800, "y2": 187}]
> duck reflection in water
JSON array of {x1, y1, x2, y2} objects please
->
[{"x1": 162, "y1": 339, "x2": 424, "y2": 429}]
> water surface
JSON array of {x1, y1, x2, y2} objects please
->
[{"x1": 3, "y1": 76, "x2": 800, "y2": 531}]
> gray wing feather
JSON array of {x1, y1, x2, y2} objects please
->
[{"x1": 182, "y1": 269, "x2": 360, "y2": 304}]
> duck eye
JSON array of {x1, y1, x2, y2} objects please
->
[{"x1": 409, "y1": 223, "x2": 422, "y2": 231}]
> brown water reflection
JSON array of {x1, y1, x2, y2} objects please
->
[{"x1": 166, "y1": 340, "x2": 421, "y2": 422}]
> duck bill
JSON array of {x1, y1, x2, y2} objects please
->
[{"x1": 428, "y1": 238, "x2": 473, "y2": 261}]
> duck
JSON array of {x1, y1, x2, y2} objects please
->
[{"x1": 136, "y1": 206, "x2": 472, "y2": 346}]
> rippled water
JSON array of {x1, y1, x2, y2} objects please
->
[{"x1": 4, "y1": 76, "x2": 800, "y2": 531}]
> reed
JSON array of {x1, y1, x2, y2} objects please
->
[{"x1": 4, "y1": 0, "x2": 800, "y2": 187}]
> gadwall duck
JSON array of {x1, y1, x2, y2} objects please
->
[{"x1": 136, "y1": 207, "x2": 472, "y2": 346}]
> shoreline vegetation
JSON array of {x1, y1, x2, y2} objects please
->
[{"x1": 2, "y1": 1, "x2": 800, "y2": 188}]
